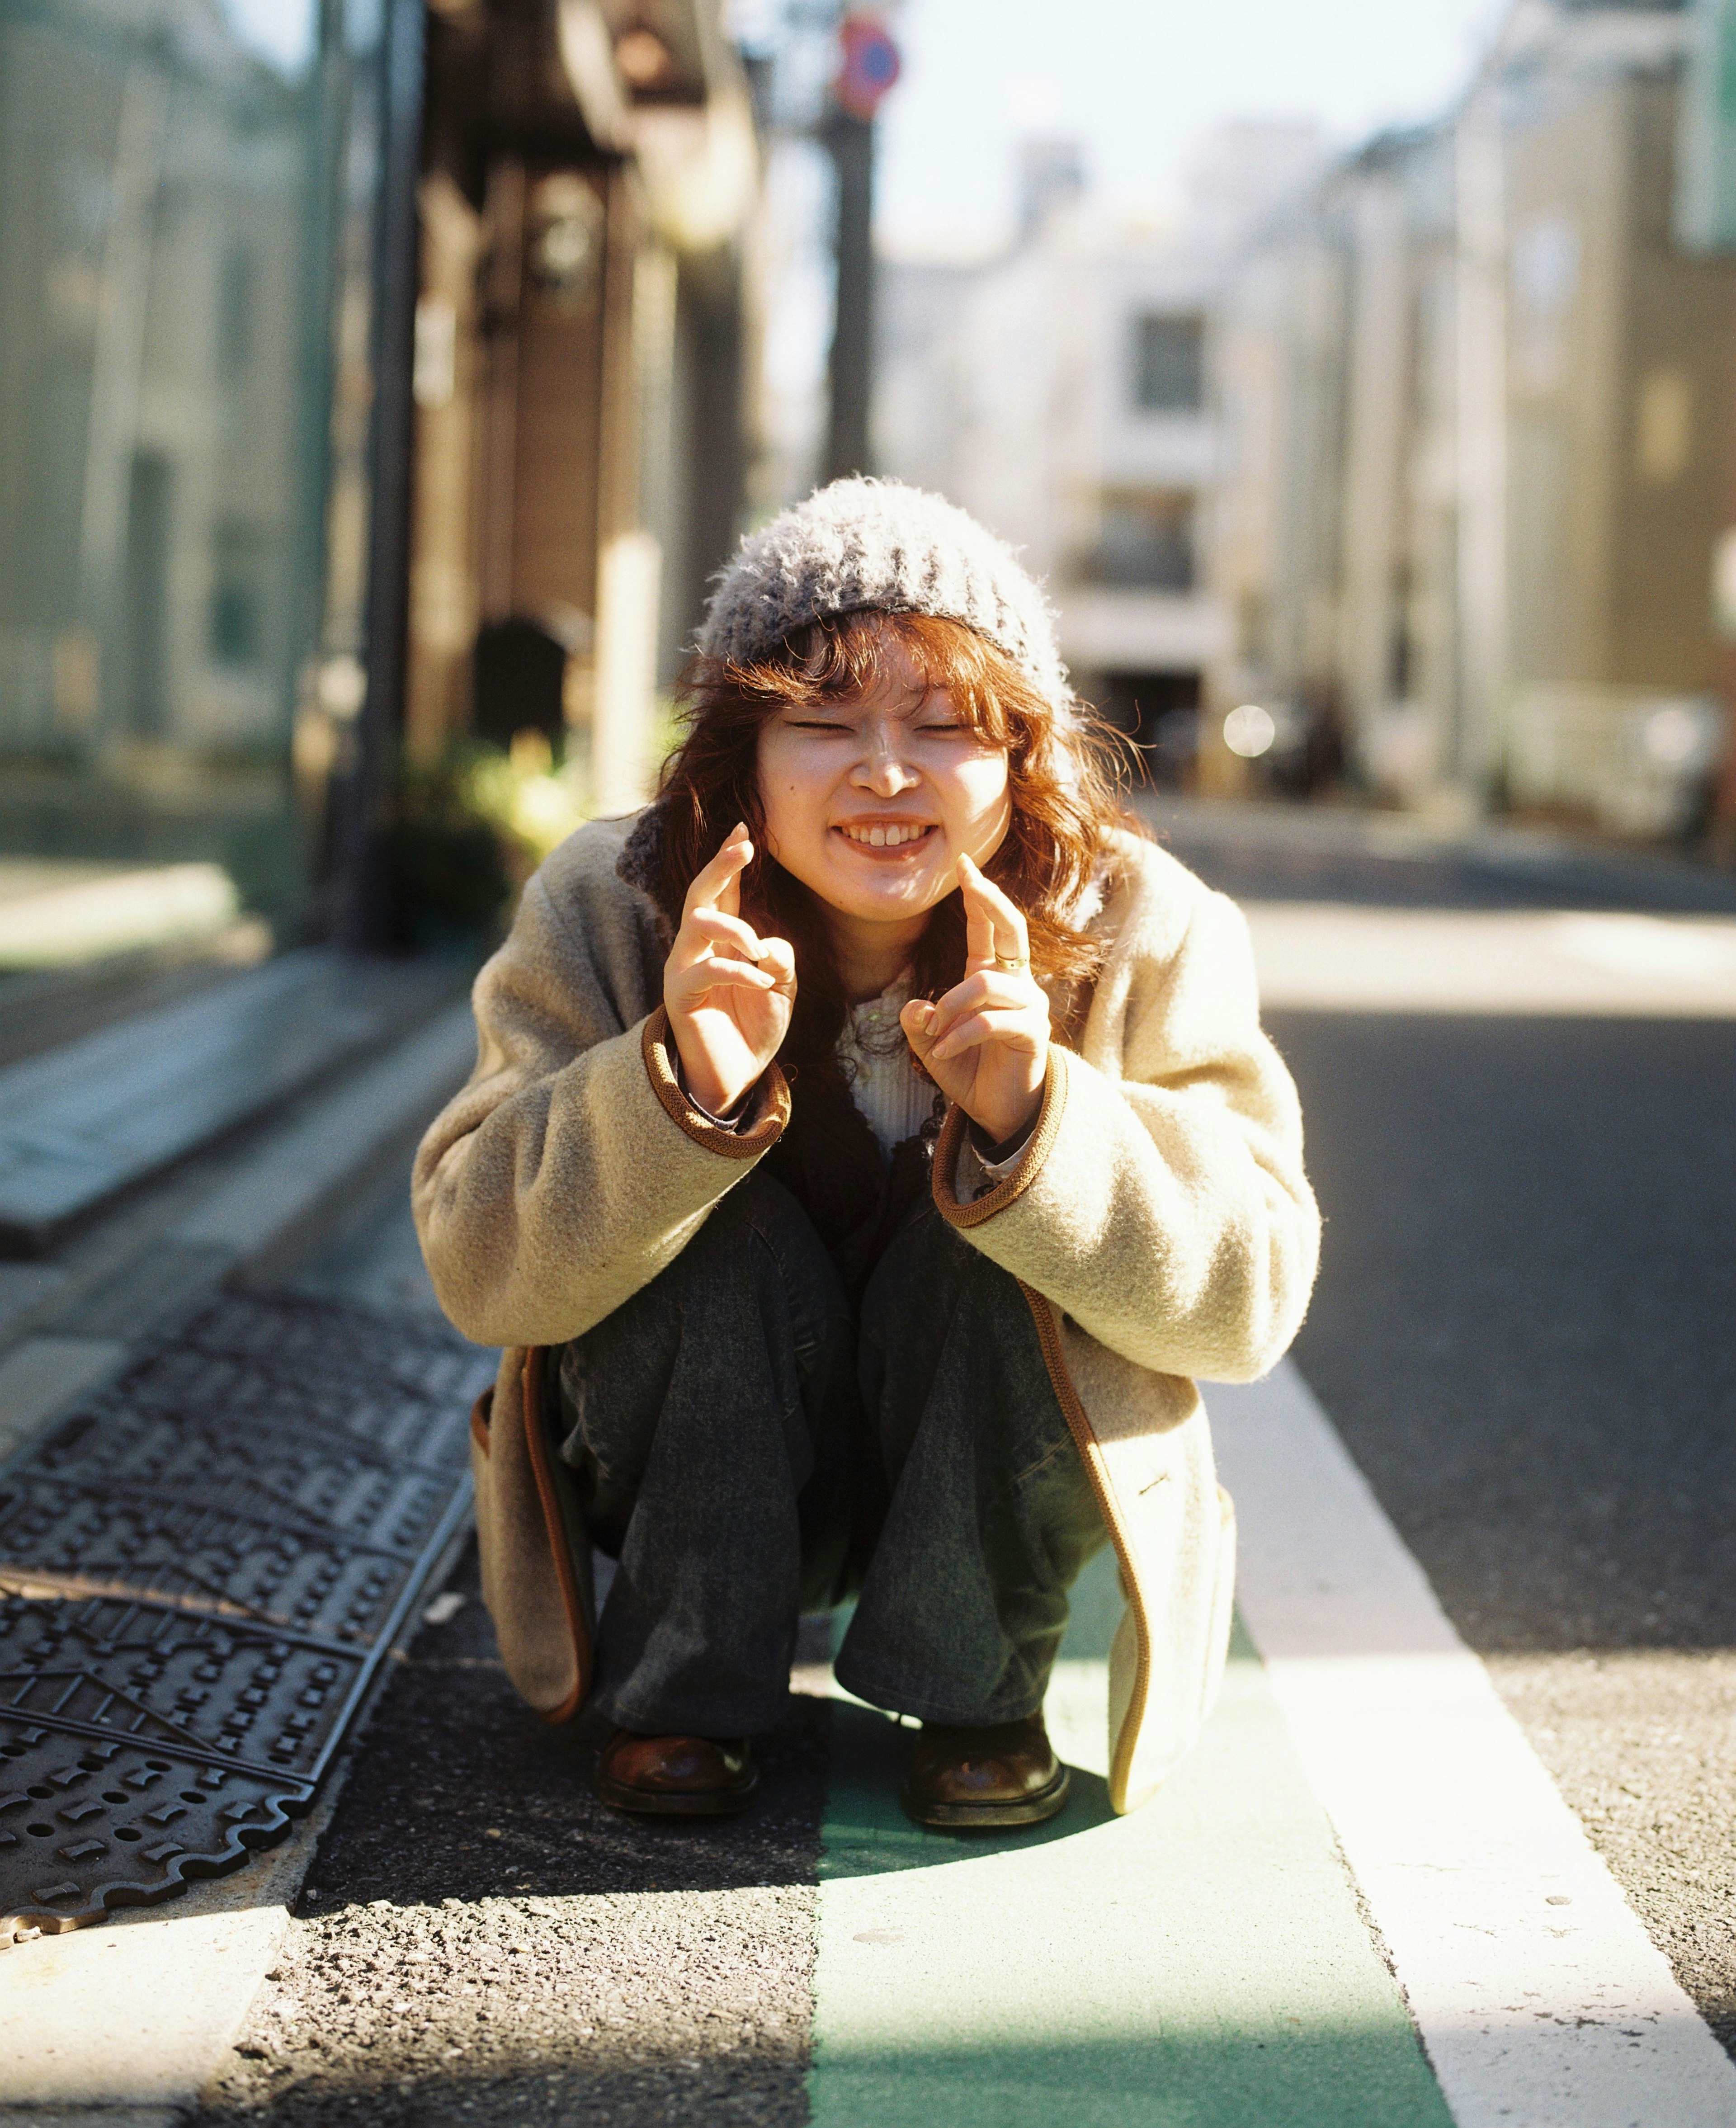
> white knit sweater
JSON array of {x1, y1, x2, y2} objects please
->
[
  {"x1": 838, "y1": 975, "x2": 938, "y2": 1156},
  {"x1": 840, "y1": 975, "x2": 1029, "y2": 1182},
  {"x1": 682, "y1": 971, "x2": 1023, "y2": 1182}
]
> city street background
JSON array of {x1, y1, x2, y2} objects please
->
[{"x1": 3, "y1": 1, "x2": 1736, "y2": 2123}]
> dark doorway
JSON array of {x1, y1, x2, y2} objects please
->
[
  {"x1": 1098, "y1": 668, "x2": 1201, "y2": 788},
  {"x1": 472, "y1": 615, "x2": 567, "y2": 747}
]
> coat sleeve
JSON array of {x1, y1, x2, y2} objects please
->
[
  {"x1": 411, "y1": 862, "x2": 788, "y2": 1351},
  {"x1": 933, "y1": 885, "x2": 1318, "y2": 1383}
]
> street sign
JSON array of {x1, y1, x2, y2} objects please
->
[{"x1": 835, "y1": 14, "x2": 900, "y2": 122}]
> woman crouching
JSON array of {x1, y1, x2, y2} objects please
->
[{"x1": 412, "y1": 479, "x2": 1319, "y2": 1828}]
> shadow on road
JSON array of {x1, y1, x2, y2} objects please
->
[{"x1": 295, "y1": 1541, "x2": 830, "y2": 1911}]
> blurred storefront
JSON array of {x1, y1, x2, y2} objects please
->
[
  {"x1": 0, "y1": 0, "x2": 387, "y2": 959},
  {"x1": 0, "y1": 0, "x2": 760, "y2": 977}
]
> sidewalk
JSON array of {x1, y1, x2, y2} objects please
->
[{"x1": 1, "y1": 958, "x2": 489, "y2": 2000}]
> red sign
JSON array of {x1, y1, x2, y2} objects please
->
[{"x1": 835, "y1": 14, "x2": 901, "y2": 121}]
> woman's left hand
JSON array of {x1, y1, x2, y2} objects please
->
[{"x1": 901, "y1": 853, "x2": 1050, "y2": 1148}]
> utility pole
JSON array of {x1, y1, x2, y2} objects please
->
[
  {"x1": 821, "y1": 14, "x2": 899, "y2": 485},
  {"x1": 822, "y1": 107, "x2": 875, "y2": 481},
  {"x1": 336, "y1": 0, "x2": 425, "y2": 950}
]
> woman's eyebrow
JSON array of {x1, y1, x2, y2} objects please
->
[{"x1": 786, "y1": 692, "x2": 960, "y2": 722}]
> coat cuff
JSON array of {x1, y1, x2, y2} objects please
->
[
  {"x1": 932, "y1": 1048, "x2": 1069, "y2": 1229},
  {"x1": 641, "y1": 1005, "x2": 790, "y2": 1158}
]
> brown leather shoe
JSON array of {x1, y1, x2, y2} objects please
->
[
  {"x1": 594, "y1": 1729, "x2": 760, "y2": 1817},
  {"x1": 901, "y1": 1714, "x2": 1070, "y2": 1829}
]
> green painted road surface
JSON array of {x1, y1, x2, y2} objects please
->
[{"x1": 807, "y1": 1556, "x2": 1454, "y2": 2127}]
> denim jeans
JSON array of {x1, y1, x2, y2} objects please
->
[{"x1": 554, "y1": 1169, "x2": 1106, "y2": 1737}]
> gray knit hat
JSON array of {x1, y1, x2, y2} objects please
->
[{"x1": 697, "y1": 477, "x2": 1074, "y2": 715}]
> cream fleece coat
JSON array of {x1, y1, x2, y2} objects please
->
[{"x1": 412, "y1": 813, "x2": 1319, "y2": 1813}]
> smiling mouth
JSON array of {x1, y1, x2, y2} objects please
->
[{"x1": 835, "y1": 822, "x2": 935, "y2": 850}]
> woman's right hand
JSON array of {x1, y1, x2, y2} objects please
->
[{"x1": 663, "y1": 823, "x2": 796, "y2": 1118}]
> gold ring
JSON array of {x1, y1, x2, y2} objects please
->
[{"x1": 994, "y1": 953, "x2": 1030, "y2": 973}]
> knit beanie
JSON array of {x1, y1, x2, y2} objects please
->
[{"x1": 696, "y1": 477, "x2": 1074, "y2": 716}]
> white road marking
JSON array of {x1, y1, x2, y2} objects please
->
[
  {"x1": 1243, "y1": 902, "x2": 1736, "y2": 1015},
  {"x1": 1210, "y1": 1360, "x2": 1736, "y2": 2128}
]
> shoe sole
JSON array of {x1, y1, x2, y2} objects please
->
[
  {"x1": 900, "y1": 1763, "x2": 1071, "y2": 1831},
  {"x1": 593, "y1": 1765, "x2": 761, "y2": 1818}
]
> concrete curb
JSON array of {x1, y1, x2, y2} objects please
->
[
  {"x1": 175, "y1": 1001, "x2": 476, "y2": 1290},
  {"x1": 0, "y1": 1002, "x2": 476, "y2": 1475}
]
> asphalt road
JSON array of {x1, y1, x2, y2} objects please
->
[
  {"x1": 193, "y1": 800, "x2": 1736, "y2": 2117},
  {"x1": 195, "y1": 1567, "x2": 830, "y2": 2127}
]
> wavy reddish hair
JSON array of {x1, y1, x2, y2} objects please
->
[{"x1": 636, "y1": 611, "x2": 1141, "y2": 1070}]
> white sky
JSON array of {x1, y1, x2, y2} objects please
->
[
  {"x1": 874, "y1": 0, "x2": 1510, "y2": 258},
  {"x1": 221, "y1": 0, "x2": 316, "y2": 74}
]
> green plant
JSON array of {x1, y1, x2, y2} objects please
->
[{"x1": 388, "y1": 733, "x2": 596, "y2": 944}]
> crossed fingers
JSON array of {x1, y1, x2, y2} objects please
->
[
  {"x1": 668, "y1": 826, "x2": 796, "y2": 1007},
  {"x1": 920, "y1": 852, "x2": 1043, "y2": 1056}
]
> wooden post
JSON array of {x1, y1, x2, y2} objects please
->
[{"x1": 335, "y1": 0, "x2": 424, "y2": 951}]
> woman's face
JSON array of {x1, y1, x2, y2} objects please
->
[{"x1": 755, "y1": 629, "x2": 1012, "y2": 928}]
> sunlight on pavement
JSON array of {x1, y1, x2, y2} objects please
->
[
  {"x1": 0, "y1": 1901, "x2": 290, "y2": 2110},
  {"x1": 1245, "y1": 903, "x2": 1736, "y2": 1016},
  {"x1": 0, "y1": 861, "x2": 244, "y2": 968},
  {"x1": 805, "y1": 1368, "x2": 1736, "y2": 2127}
]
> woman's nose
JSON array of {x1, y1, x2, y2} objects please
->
[{"x1": 852, "y1": 734, "x2": 920, "y2": 796}]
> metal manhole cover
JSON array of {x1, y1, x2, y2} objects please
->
[{"x1": 0, "y1": 1293, "x2": 492, "y2": 1944}]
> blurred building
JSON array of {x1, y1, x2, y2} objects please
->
[
  {"x1": 406, "y1": 0, "x2": 760, "y2": 820},
  {"x1": 0, "y1": 1, "x2": 343, "y2": 916},
  {"x1": 876, "y1": 125, "x2": 1320, "y2": 775},
  {"x1": 0, "y1": 0, "x2": 761, "y2": 959},
  {"x1": 1208, "y1": 0, "x2": 1736, "y2": 837}
]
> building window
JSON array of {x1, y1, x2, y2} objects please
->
[
  {"x1": 124, "y1": 454, "x2": 174, "y2": 736},
  {"x1": 0, "y1": 1, "x2": 392, "y2": 935},
  {"x1": 1131, "y1": 312, "x2": 1203, "y2": 413},
  {"x1": 218, "y1": 244, "x2": 255, "y2": 377},
  {"x1": 1080, "y1": 489, "x2": 1196, "y2": 591},
  {"x1": 210, "y1": 522, "x2": 267, "y2": 666},
  {"x1": 1099, "y1": 670, "x2": 1200, "y2": 782}
]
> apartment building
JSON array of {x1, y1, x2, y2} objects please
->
[
  {"x1": 876, "y1": 128, "x2": 1318, "y2": 772},
  {"x1": 1208, "y1": 0, "x2": 1736, "y2": 836}
]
